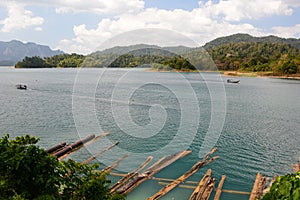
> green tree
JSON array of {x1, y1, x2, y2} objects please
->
[
  {"x1": 15, "y1": 56, "x2": 50, "y2": 68},
  {"x1": 262, "y1": 171, "x2": 300, "y2": 200},
  {"x1": 0, "y1": 134, "x2": 125, "y2": 200}
]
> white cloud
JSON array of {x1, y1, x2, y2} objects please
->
[
  {"x1": 0, "y1": 2, "x2": 44, "y2": 32},
  {"x1": 55, "y1": 0, "x2": 144, "y2": 14},
  {"x1": 272, "y1": 24, "x2": 300, "y2": 38},
  {"x1": 56, "y1": 0, "x2": 299, "y2": 54},
  {"x1": 199, "y1": 0, "x2": 293, "y2": 21},
  {"x1": 1, "y1": 0, "x2": 144, "y2": 15},
  {"x1": 57, "y1": 6, "x2": 265, "y2": 54},
  {"x1": 285, "y1": 0, "x2": 300, "y2": 7}
]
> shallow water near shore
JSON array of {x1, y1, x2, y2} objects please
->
[{"x1": 0, "y1": 67, "x2": 299, "y2": 200}]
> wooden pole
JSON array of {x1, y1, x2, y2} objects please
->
[
  {"x1": 58, "y1": 132, "x2": 111, "y2": 160},
  {"x1": 102, "y1": 155, "x2": 129, "y2": 173},
  {"x1": 157, "y1": 182, "x2": 250, "y2": 195},
  {"x1": 200, "y1": 178, "x2": 216, "y2": 200},
  {"x1": 83, "y1": 141, "x2": 119, "y2": 164},
  {"x1": 147, "y1": 148, "x2": 218, "y2": 200},
  {"x1": 213, "y1": 175, "x2": 226, "y2": 200},
  {"x1": 110, "y1": 156, "x2": 153, "y2": 193},
  {"x1": 116, "y1": 150, "x2": 191, "y2": 194},
  {"x1": 189, "y1": 169, "x2": 212, "y2": 200},
  {"x1": 249, "y1": 173, "x2": 262, "y2": 200}
]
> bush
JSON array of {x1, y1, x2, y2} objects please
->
[
  {"x1": 0, "y1": 134, "x2": 125, "y2": 200},
  {"x1": 262, "y1": 171, "x2": 300, "y2": 200}
]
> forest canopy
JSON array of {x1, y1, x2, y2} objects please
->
[{"x1": 14, "y1": 41, "x2": 300, "y2": 75}]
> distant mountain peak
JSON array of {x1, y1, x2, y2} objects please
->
[{"x1": 0, "y1": 40, "x2": 64, "y2": 66}]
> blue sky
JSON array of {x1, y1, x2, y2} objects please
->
[{"x1": 0, "y1": 0, "x2": 299, "y2": 54}]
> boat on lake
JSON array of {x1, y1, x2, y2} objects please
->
[
  {"x1": 227, "y1": 79, "x2": 240, "y2": 83},
  {"x1": 16, "y1": 84, "x2": 27, "y2": 90}
]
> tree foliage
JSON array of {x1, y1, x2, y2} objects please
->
[
  {"x1": 13, "y1": 41, "x2": 300, "y2": 75},
  {"x1": 0, "y1": 134, "x2": 125, "y2": 200},
  {"x1": 207, "y1": 42, "x2": 300, "y2": 74},
  {"x1": 262, "y1": 171, "x2": 300, "y2": 200},
  {"x1": 15, "y1": 54, "x2": 84, "y2": 68}
]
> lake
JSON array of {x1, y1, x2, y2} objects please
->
[{"x1": 0, "y1": 67, "x2": 299, "y2": 200}]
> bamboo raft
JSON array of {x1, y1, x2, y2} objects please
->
[
  {"x1": 47, "y1": 136, "x2": 298, "y2": 200},
  {"x1": 116, "y1": 150, "x2": 191, "y2": 194},
  {"x1": 55, "y1": 132, "x2": 111, "y2": 160},
  {"x1": 147, "y1": 148, "x2": 218, "y2": 200},
  {"x1": 110, "y1": 156, "x2": 153, "y2": 193}
]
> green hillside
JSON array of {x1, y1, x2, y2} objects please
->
[{"x1": 14, "y1": 33, "x2": 300, "y2": 75}]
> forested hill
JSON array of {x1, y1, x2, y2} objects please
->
[
  {"x1": 204, "y1": 33, "x2": 300, "y2": 49},
  {"x1": 14, "y1": 33, "x2": 300, "y2": 75},
  {"x1": 207, "y1": 42, "x2": 299, "y2": 73},
  {"x1": 0, "y1": 40, "x2": 64, "y2": 66}
]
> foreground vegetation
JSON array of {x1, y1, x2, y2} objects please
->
[
  {"x1": 262, "y1": 171, "x2": 300, "y2": 200},
  {"x1": 0, "y1": 134, "x2": 125, "y2": 200}
]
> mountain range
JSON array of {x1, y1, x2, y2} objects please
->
[
  {"x1": 0, "y1": 40, "x2": 64, "y2": 66},
  {"x1": 2, "y1": 33, "x2": 300, "y2": 67}
]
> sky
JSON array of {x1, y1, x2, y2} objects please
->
[{"x1": 0, "y1": 0, "x2": 300, "y2": 54}]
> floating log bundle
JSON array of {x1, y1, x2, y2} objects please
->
[
  {"x1": 110, "y1": 156, "x2": 153, "y2": 193},
  {"x1": 53, "y1": 134, "x2": 95, "y2": 158},
  {"x1": 116, "y1": 150, "x2": 191, "y2": 194},
  {"x1": 147, "y1": 147, "x2": 218, "y2": 200},
  {"x1": 190, "y1": 169, "x2": 214, "y2": 200},
  {"x1": 46, "y1": 142, "x2": 67, "y2": 154},
  {"x1": 249, "y1": 173, "x2": 267, "y2": 200}
]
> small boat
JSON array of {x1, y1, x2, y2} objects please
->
[
  {"x1": 16, "y1": 84, "x2": 27, "y2": 90},
  {"x1": 227, "y1": 79, "x2": 240, "y2": 83}
]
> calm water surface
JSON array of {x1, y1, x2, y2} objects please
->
[{"x1": 0, "y1": 67, "x2": 299, "y2": 200}]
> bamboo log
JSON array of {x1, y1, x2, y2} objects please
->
[
  {"x1": 153, "y1": 177, "x2": 199, "y2": 185},
  {"x1": 58, "y1": 132, "x2": 111, "y2": 160},
  {"x1": 201, "y1": 178, "x2": 216, "y2": 200},
  {"x1": 116, "y1": 150, "x2": 191, "y2": 194},
  {"x1": 158, "y1": 181, "x2": 196, "y2": 189},
  {"x1": 102, "y1": 155, "x2": 129, "y2": 173},
  {"x1": 222, "y1": 190, "x2": 250, "y2": 195},
  {"x1": 147, "y1": 148, "x2": 218, "y2": 200},
  {"x1": 54, "y1": 134, "x2": 95, "y2": 158},
  {"x1": 157, "y1": 182, "x2": 250, "y2": 195},
  {"x1": 213, "y1": 175, "x2": 226, "y2": 200},
  {"x1": 249, "y1": 173, "x2": 262, "y2": 200},
  {"x1": 110, "y1": 156, "x2": 153, "y2": 193},
  {"x1": 46, "y1": 142, "x2": 67, "y2": 154},
  {"x1": 189, "y1": 169, "x2": 212, "y2": 200},
  {"x1": 83, "y1": 142, "x2": 119, "y2": 164}
]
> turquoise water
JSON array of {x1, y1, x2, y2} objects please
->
[{"x1": 0, "y1": 67, "x2": 299, "y2": 200}]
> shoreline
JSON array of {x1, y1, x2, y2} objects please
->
[
  {"x1": 223, "y1": 71, "x2": 300, "y2": 80},
  {"x1": 5, "y1": 67, "x2": 300, "y2": 80}
]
